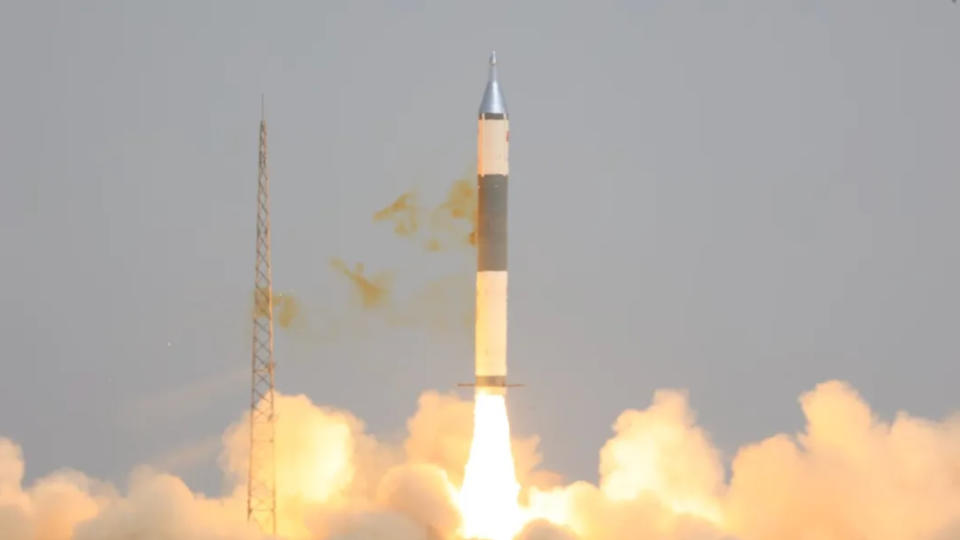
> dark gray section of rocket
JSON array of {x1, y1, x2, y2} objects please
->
[{"x1": 478, "y1": 174, "x2": 508, "y2": 271}]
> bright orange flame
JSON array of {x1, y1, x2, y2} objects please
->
[{"x1": 459, "y1": 390, "x2": 523, "y2": 540}]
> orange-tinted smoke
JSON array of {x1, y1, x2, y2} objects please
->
[
  {"x1": 372, "y1": 177, "x2": 478, "y2": 252},
  {"x1": 251, "y1": 289, "x2": 300, "y2": 329},
  {"x1": 275, "y1": 293, "x2": 300, "y2": 328},
  {"x1": 374, "y1": 192, "x2": 419, "y2": 237},
  {"x1": 329, "y1": 258, "x2": 391, "y2": 308},
  {"x1": 430, "y1": 178, "x2": 477, "y2": 248}
]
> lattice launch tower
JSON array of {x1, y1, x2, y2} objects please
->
[{"x1": 248, "y1": 98, "x2": 277, "y2": 535}]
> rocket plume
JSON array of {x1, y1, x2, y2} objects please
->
[{"x1": 459, "y1": 391, "x2": 523, "y2": 540}]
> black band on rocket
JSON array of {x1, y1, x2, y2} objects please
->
[{"x1": 478, "y1": 174, "x2": 508, "y2": 271}]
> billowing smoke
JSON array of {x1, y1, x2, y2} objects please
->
[
  {"x1": 2, "y1": 380, "x2": 957, "y2": 539},
  {"x1": 723, "y1": 381, "x2": 960, "y2": 540},
  {"x1": 524, "y1": 382, "x2": 960, "y2": 540}
]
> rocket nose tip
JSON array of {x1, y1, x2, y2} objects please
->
[{"x1": 479, "y1": 51, "x2": 506, "y2": 115}]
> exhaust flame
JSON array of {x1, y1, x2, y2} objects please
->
[{"x1": 459, "y1": 390, "x2": 522, "y2": 540}]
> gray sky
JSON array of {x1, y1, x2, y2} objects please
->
[{"x1": 0, "y1": 1, "x2": 958, "y2": 493}]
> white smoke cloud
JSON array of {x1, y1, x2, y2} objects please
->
[
  {"x1": 0, "y1": 439, "x2": 106, "y2": 540},
  {"x1": 320, "y1": 509, "x2": 427, "y2": 540},
  {"x1": 514, "y1": 519, "x2": 578, "y2": 540},
  {"x1": 376, "y1": 464, "x2": 462, "y2": 539},
  {"x1": 598, "y1": 389, "x2": 725, "y2": 521},
  {"x1": 724, "y1": 381, "x2": 960, "y2": 540},
  {"x1": 73, "y1": 470, "x2": 259, "y2": 540},
  {"x1": 0, "y1": 380, "x2": 957, "y2": 540}
]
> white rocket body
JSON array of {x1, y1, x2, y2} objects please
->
[{"x1": 475, "y1": 52, "x2": 509, "y2": 394}]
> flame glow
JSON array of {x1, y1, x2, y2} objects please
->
[{"x1": 458, "y1": 390, "x2": 522, "y2": 540}]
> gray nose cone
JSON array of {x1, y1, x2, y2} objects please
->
[{"x1": 479, "y1": 51, "x2": 507, "y2": 116}]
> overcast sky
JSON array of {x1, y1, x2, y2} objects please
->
[{"x1": 1, "y1": 1, "x2": 958, "y2": 493}]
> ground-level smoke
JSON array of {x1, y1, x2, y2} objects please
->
[{"x1": 1, "y1": 380, "x2": 957, "y2": 539}]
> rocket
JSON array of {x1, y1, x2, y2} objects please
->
[{"x1": 473, "y1": 51, "x2": 511, "y2": 393}]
